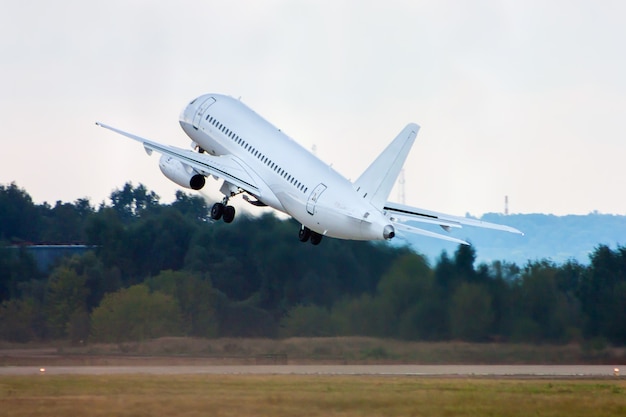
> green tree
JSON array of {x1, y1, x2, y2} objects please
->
[
  {"x1": 110, "y1": 182, "x2": 160, "y2": 222},
  {"x1": 280, "y1": 304, "x2": 334, "y2": 337},
  {"x1": 453, "y1": 244, "x2": 478, "y2": 283},
  {"x1": 40, "y1": 199, "x2": 94, "y2": 243},
  {"x1": 85, "y1": 207, "x2": 126, "y2": 271},
  {"x1": 434, "y1": 251, "x2": 455, "y2": 293},
  {"x1": 90, "y1": 284, "x2": 183, "y2": 343},
  {"x1": 0, "y1": 246, "x2": 41, "y2": 302},
  {"x1": 171, "y1": 190, "x2": 209, "y2": 222},
  {"x1": 449, "y1": 283, "x2": 494, "y2": 341},
  {"x1": 580, "y1": 245, "x2": 626, "y2": 343},
  {"x1": 146, "y1": 270, "x2": 219, "y2": 338},
  {"x1": 0, "y1": 182, "x2": 41, "y2": 242},
  {"x1": 375, "y1": 253, "x2": 440, "y2": 339},
  {"x1": 123, "y1": 208, "x2": 195, "y2": 277},
  {"x1": 508, "y1": 260, "x2": 581, "y2": 343},
  {"x1": 0, "y1": 298, "x2": 39, "y2": 342},
  {"x1": 218, "y1": 302, "x2": 278, "y2": 337},
  {"x1": 65, "y1": 252, "x2": 122, "y2": 312},
  {"x1": 45, "y1": 265, "x2": 89, "y2": 338},
  {"x1": 331, "y1": 294, "x2": 385, "y2": 337}
]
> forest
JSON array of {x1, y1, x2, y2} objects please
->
[{"x1": 1, "y1": 181, "x2": 625, "y2": 346}]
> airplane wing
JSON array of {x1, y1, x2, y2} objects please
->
[
  {"x1": 96, "y1": 122, "x2": 260, "y2": 194},
  {"x1": 384, "y1": 201, "x2": 523, "y2": 241}
]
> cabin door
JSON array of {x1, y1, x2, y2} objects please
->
[
  {"x1": 306, "y1": 183, "x2": 327, "y2": 215},
  {"x1": 192, "y1": 97, "x2": 216, "y2": 129}
]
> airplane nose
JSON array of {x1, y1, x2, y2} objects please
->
[
  {"x1": 179, "y1": 103, "x2": 191, "y2": 124},
  {"x1": 383, "y1": 224, "x2": 395, "y2": 240},
  {"x1": 180, "y1": 96, "x2": 201, "y2": 124}
]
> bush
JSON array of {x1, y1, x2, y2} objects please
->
[
  {"x1": 280, "y1": 305, "x2": 334, "y2": 337},
  {"x1": 90, "y1": 284, "x2": 183, "y2": 343}
]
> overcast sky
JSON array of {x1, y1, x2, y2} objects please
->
[{"x1": 2, "y1": 0, "x2": 625, "y2": 216}]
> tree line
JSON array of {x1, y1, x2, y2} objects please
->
[{"x1": 1, "y1": 181, "x2": 625, "y2": 346}]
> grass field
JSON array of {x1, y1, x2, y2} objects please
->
[{"x1": 1, "y1": 374, "x2": 626, "y2": 416}]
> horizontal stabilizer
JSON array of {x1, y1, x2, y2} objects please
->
[
  {"x1": 393, "y1": 222, "x2": 469, "y2": 245},
  {"x1": 385, "y1": 201, "x2": 524, "y2": 235}
]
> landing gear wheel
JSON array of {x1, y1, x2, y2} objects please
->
[
  {"x1": 211, "y1": 202, "x2": 224, "y2": 220},
  {"x1": 310, "y1": 232, "x2": 323, "y2": 246},
  {"x1": 298, "y1": 226, "x2": 311, "y2": 242},
  {"x1": 223, "y1": 205, "x2": 236, "y2": 223}
]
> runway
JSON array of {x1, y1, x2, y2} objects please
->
[{"x1": 1, "y1": 364, "x2": 623, "y2": 377}]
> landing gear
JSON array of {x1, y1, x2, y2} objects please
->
[
  {"x1": 310, "y1": 232, "x2": 323, "y2": 245},
  {"x1": 299, "y1": 225, "x2": 323, "y2": 245},
  {"x1": 223, "y1": 205, "x2": 235, "y2": 223},
  {"x1": 211, "y1": 201, "x2": 236, "y2": 223},
  {"x1": 210, "y1": 202, "x2": 224, "y2": 220},
  {"x1": 299, "y1": 226, "x2": 311, "y2": 242}
]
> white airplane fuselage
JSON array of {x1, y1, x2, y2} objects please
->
[
  {"x1": 179, "y1": 94, "x2": 393, "y2": 241},
  {"x1": 97, "y1": 93, "x2": 522, "y2": 246}
]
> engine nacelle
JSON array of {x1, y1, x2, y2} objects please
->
[{"x1": 158, "y1": 155, "x2": 205, "y2": 190}]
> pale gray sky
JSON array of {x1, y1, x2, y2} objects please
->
[{"x1": 1, "y1": 0, "x2": 625, "y2": 215}]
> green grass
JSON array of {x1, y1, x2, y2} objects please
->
[{"x1": 1, "y1": 375, "x2": 626, "y2": 416}]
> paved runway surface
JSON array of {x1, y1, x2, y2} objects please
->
[{"x1": 1, "y1": 364, "x2": 623, "y2": 377}]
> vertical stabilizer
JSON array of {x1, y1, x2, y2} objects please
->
[{"x1": 353, "y1": 123, "x2": 419, "y2": 210}]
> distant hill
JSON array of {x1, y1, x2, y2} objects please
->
[{"x1": 399, "y1": 212, "x2": 626, "y2": 266}]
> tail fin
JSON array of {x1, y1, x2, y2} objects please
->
[{"x1": 353, "y1": 123, "x2": 419, "y2": 210}]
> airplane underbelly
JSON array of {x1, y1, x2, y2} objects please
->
[{"x1": 281, "y1": 191, "x2": 385, "y2": 241}]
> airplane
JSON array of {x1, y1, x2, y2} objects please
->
[{"x1": 97, "y1": 94, "x2": 523, "y2": 246}]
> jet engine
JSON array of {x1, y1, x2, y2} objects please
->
[{"x1": 158, "y1": 155, "x2": 205, "y2": 190}]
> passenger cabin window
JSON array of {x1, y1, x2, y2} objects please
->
[{"x1": 195, "y1": 119, "x2": 308, "y2": 194}]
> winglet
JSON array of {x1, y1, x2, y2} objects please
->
[{"x1": 353, "y1": 123, "x2": 419, "y2": 210}]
